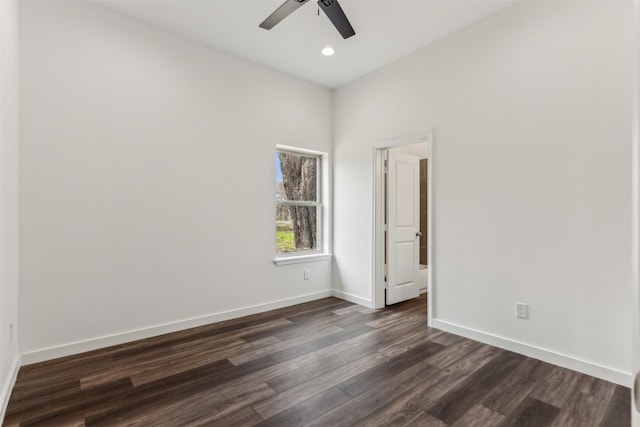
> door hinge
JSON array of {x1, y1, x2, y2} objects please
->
[
  {"x1": 384, "y1": 263, "x2": 388, "y2": 277},
  {"x1": 384, "y1": 159, "x2": 388, "y2": 174},
  {"x1": 384, "y1": 224, "x2": 389, "y2": 232}
]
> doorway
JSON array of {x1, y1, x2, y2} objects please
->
[{"x1": 372, "y1": 134, "x2": 433, "y2": 325}]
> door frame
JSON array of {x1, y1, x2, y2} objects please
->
[
  {"x1": 632, "y1": 1, "x2": 639, "y2": 422},
  {"x1": 372, "y1": 132, "x2": 434, "y2": 326}
]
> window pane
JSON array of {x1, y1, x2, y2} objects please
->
[
  {"x1": 276, "y1": 151, "x2": 317, "y2": 202},
  {"x1": 276, "y1": 204, "x2": 318, "y2": 253}
]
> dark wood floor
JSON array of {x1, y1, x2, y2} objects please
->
[{"x1": 4, "y1": 295, "x2": 630, "y2": 426}]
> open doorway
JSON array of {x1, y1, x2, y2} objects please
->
[{"x1": 373, "y1": 134, "x2": 433, "y2": 325}]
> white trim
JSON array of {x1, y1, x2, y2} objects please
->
[
  {"x1": 427, "y1": 132, "x2": 434, "y2": 326},
  {"x1": 632, "y1": 1, "x2": 640, "y2": 423},
  {"x1": 432, "y1": 318, "x2": 631, "y2": 387},
  {"x1": 273, "y1": 253, "x2": 333, "y2": 266},
  {"x1": 278, "y1": 200, "x2": 321, "y2": 207},
  {"x1": 0, "y1": 356, "x2": 20, "y2": 423},
  {"x1": 21, "y1": 290, "x2": 333, "y2": 365},
  {"x1": 332, "y1": 290, "x2": 372, "y2": 308},
  {"x1": 275, "y1": 145, "x2": 331, "y2": 263},
  {"x1": 373, "y1": 134, "x2": 431, "y2": 150},
  {"x1": 276, "y1": 144, "x2": 326, "y2": 157},
  {"x1": 372, "y1": 147, "x2": 386, "y2": 309}
]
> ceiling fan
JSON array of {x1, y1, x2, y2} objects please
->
[{"x1": 259, "y1": 0, "x2": 356, "y2": 39}]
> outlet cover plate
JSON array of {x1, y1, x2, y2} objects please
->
[{"x1": 515, "y1": 303, "x2": 529, "y2": 319}]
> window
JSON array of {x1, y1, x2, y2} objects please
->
[{"x1": 275, "y1": 147, "x2": 326, "y2": 259}]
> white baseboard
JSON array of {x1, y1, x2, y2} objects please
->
[
  {"x1": 432, "y1": 319, "x2": 631, "y2": 387},
  {"x1": 21, "y1": 290, "x2": 334, "y2": 365},
  {"x1": 332, "y1": 290, "x2": 372, "y2": 308},
  {"x1": 0, "y1": 355, "x2": 20, "y2": 423}
]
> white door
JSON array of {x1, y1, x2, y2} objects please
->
[{"x1": 386, "y1": 149, "x2": 420, "y2": 305}]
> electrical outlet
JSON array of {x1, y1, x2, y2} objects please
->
[
  {"x1": 304, "y1": 270, "x2": 310, "y2": 280},
  {"x1": 9, "y1": 323, "x2": 13, "y2": 343},
  {"x1": 515, "y1": 303, "x2": 529, "y2": 319}
]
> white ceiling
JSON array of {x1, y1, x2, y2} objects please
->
[{"x1": 94, "y1": 0, "x2": 517, "y2": 88}]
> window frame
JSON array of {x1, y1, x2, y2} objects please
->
[{"x1": 274, "y1": 145, "x2": 331, "y2": 265}]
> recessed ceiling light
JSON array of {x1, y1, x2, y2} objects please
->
[{"x1": 321, "y1": 47, "x2": 335, "y2": 57}]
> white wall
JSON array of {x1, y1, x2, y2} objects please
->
[
  {"x1": 19, "y1": 1, "x2": 333, "y2": 361},
  {"x1": 334, "y1": 0, "x2": 634, "y2": 384},
  {"x1": 0, "y1": 0, "x2": 20, "y2": 418}
]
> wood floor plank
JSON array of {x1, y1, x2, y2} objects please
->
[
  {"x1": 284, "y1": 300, "x2": 353, "y2": 324},
  {"x1": 81, "y1": 361, "x2": 235, "y2": 425},
  {"x1": 426, "y1": 350, "x2": 525, "y2": 425},
  {"x1": 185, "y1": 405, "x2": 263, "y2": 427},
  {"x1": 80, "y1": 337, "x2": 262, "y2": 389},
  {"x1": 425, "y1": 338, "x2": 483, "y2": 369},
  {"x1": 90, "y1": 382, "x2": 274, "y2": 427},
  {"x1": 600, "y1": 385, "x2": 631, "y2": 427},
  {"x1": 576, "y1": 375, "x2": 616, "y2": 402},
  {"x1": 252, "y1": 347, "x2": 390, "y2": 420},
  {"x1": 228, "y1": 325, "x2": 344, "y2": 365},
  {"x1": 87, "y1": 384, "x2": 226, "y2": 427},
  {"x1": 4, "y1": 377, "x2": 134, "y2": 426},
  {"x1": 332, "y1": 304, "x2": 362, "y2": 316},
  {"x1": 529, "y1": 365, "x2": 583, "y2": 408},
  {"x1": 346, "y1": 314, "x2": 432, "y2": 351},
  {"x1": 428, "y1": 330, "x2": 466, "y2": 347},
  {"x1": 364, "y1": 310, "x2": 407, "y2": 328},
  {"x1": 402, "y1": 411, "x2": 448, "y2": 427},
  {"x1": 220, "y1": 333, "x2": 382, "y2": 399},
  {"x1": 15, "y1": 351, "x2": 113, "y2": 381},
  {"x1": 170, "y1": 318, "x2": 291, "y2": 352},
  {"x1": 242, "y1": 305, "x2": 381, "y2": 343},
  {"x1": 4, "y1": 294, "x2": 629, "y2": 427},
  {"x1": 165, "y1": 382, "x2": 276, "y2": 426},
  {"x1": 255, "y1": 386, "x2": 352, "y2": 426},
  {"x1": 422, "y1": 344, "x2": 502, "y2": 402},
  {"x1": 220, "y1": 314, "x2": 427, "y2": 399},
  {"x1": 374, "y1": 328, "x2": 438, "y2": 360},
  {"x1": 255, "y1": 314, "x2": 432, "y2": 396},
  {"x1": 252, "y1": 320, "x2": 446, "y2": 419},
  {"x1": 550, "y1": 389, "x2": 611, "y2": 427},
  {"x1": 84, "y1": 357, "x2": 275, "y2": 425},
  {"x1": 351, "y1": 389, "x2": 434, "y2": 426},
  {"x1": 305, "y1": 360, "x2": 442, "y2": 426},
  {"x1": 451, "y1": 404, "x2": 505, "y2": 427},
  {"x1": 240, "y1": 319, "x2": 314, "y2": 343},
  {"x1": 267, "y1": 323, "x2": 374, "y2": 363},
  {"x1": 6, "y1": 378, "x2": 80, "y2": 410},
  {"x1": 499, "y1": 397, "x2": 561, "y2": 427},
  {"x1": 128, "y1": 346, "x2": 252, "y2": 388},
  {"x1": 337, "y1": 340, "x2": 445, "y2": 397},
  {"x1": 479, "y1": 358, "x2": 538, "y2": 417},
  {"x1": 265, "y1": 337, "x2": 389, "y2": 394}
]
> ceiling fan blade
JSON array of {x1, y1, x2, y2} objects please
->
[
  {"x1": 318, "y1": 0, "x2": 355, "y2": 39},
  {"x1": 259, "y1": 0, "x2": 310, "y2": 30}
]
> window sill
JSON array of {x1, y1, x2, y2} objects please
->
[{"x1": 273, "y1": 253, "x2": 333, "y2": 266}]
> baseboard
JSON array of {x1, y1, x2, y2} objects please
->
[
  {"x1": 332, "y1": 290, "x2": 372, "y2": 308},
  {"x1": 0, "y1": 355, "x2": 20, "y2": 423},
  {"x1": 21, "y1": 290, "x2": 333, "y2": 365},
  {"x1": 432, "y1": 319, "x2": 631, "y2": 387}
]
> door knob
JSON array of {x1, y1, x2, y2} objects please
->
[{"x1": 416, "y1": 232, "x2": 423, "y2": 237}]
